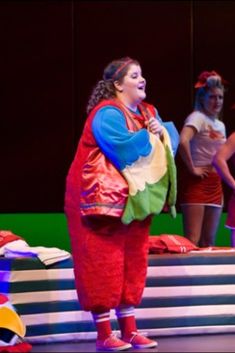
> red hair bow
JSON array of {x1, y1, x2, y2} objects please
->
[{"x1": 194, "y1": 70, "x2": 227, "y2": 88}]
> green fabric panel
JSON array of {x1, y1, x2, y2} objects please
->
[
  {"x1": 1, "y1": 258, "x2": 45, "y2": 270},
  {"x1": 140, "y1": 295, "x2": 235, "y2": 308},
  {"x1": 26, "y1": 321, "x2": 96, "y2": 336},
  {"x1": 15, "y1": 300, "x2": 82, "y2": 315},
  {"x1": 0, "y1": 213, "x2": 71, "y2": 251},
  {"x1": 136, "y1": 315, "x2": 235, "y2": 330},
  {"x1": 0, "y1": 212, "x2": 231, "y2": 251},
  {"x1": 148, "y1": 252, "x2": 235, "y2": 266},
  {"x1": 121, "y1": 174, "x2": 170, "y2": 224},
  {"x1": 146, "y1": 275, "x2": 235, "y2": 287},
  {"x1": 8, "y1": 279, "x2": 76, "y2": 293},
  {"x1": 0, "y1": 257, "x2": 73, "y2": 270}
]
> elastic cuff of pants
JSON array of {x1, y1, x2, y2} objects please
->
[{"x1": 115, "y1": 306, "x2": 135, "y2": 318}]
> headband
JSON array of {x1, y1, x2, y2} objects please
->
[{"x1": 111, "y1": 59, "x2": 133, "y2": 80}]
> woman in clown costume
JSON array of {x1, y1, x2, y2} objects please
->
[{"x1": 64, "y1": 57, "x2": 178, "y2": 351}]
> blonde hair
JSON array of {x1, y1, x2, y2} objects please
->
[{"x1": 194, "y1": 74, "x2": 225, "y2": 115}]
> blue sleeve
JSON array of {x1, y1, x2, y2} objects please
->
[
  {"x1": 92, "y1": 106, "x2": 152, "y2": 171},
  {"x1": 155, "y1": 109, "x2": 163, "y2": 123},
  {"x1": 162, "y1": 121, "x2": 180, "y2": 156},
  {"x1": 155, "y1": 108, "x2": 179, "y2": 156}
]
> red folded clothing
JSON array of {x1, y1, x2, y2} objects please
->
[
  {"x1": 0, "y1": 231, "x2": 22, "y2": 248},
  {"x1": 149, "y1": 234, "x2": 198, "y2": 254},
  {"x1": 0, "y1": 342, "x2": 32, "y2": 352}
]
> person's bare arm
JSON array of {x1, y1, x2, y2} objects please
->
[
  {"x1": 213, "y1": 132, "x2": 235, "y2": 190},
  {"x1": 179, "y1": 125, "x2": 210, "y2": 177}
]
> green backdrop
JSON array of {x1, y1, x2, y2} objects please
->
[{"x1": 0, "y1": 213, "x2": 231, "y2": 252}]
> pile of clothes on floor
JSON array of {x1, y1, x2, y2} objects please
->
[{"x1": 0, "y1": 230, "x2": 71, "y2": 266}]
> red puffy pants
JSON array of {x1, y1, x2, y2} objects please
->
[{"x1": 67, "y1": 211, "x2": 151, "y2": 312}]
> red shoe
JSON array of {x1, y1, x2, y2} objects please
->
[
  {"x1": 123, "y1": 332, "x2": 158, "y2": 349},
  {"x1": 96, "y1": 334, "x2": 132, "y2": 351}
]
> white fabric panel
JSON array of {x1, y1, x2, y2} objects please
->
[
  {"x1": 191, "y1": 249, "x2": 235, "y2": 253},
  {"x1": 134, "y1": 305, "x2": 235, "y2": 318},
  {"x1": 147, "y1": 264, "x2": 235, "y2": 277},
  {"x1": 26, "y1": 332, "x2": 97, "y2": 343},
  {"x1": 146, "y1": 325, "x2": 235, "y2": 337},
  {"x1": 26, "y1": 325, "x2": 235, "y2": 343},
  {"x1": 143, "y1": 284, "x2": 235, "y2": 297},
  {"x1": 9, "y1": 289, "x2": 78, "y2": 305},
  {"x1": 21, "y1": 310, "x2": 93, "y2": 326},
  {"x1": 21, "y1": 305, "x2": 235, "y2": 326},
  {"x1": 10, "y1": 268, "x2": 74, "y2": 282}
]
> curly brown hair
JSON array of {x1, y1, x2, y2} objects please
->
[{"x1": 86, "y1": 57, "x2": 139, "y2": 114}]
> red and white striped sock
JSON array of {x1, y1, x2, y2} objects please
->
[
  {"x1": 115, "y1": 306, "x2": 137, "y2": 339},
  {"x1": 92, "y1": 311, "x2": 112, "y2": 340}
]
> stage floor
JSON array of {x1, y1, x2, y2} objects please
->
[{"x1": 30, "y1": 333, "x2": 235, "y2": 352}]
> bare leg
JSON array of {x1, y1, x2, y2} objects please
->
[
  {"x1": 230, "y1": 229, "x2": 235, "y2": 247},
  {"x1": 200, "y1": 206, "x2": 222, "y2": 247},
  {"x1": 181, "y1": 204, "x2": 205, "y2": 246}
]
